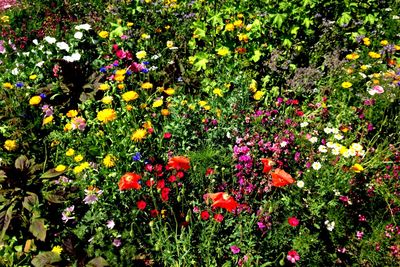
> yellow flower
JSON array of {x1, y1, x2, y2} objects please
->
[
  {"x1": 164, "y1": 88, "x2": 175, "y2": 95},
  {"x1": 395, "y1": 45, "x2": 400, "y2": 50},
  {"x1": 98, "y1": 31, "x2": 109, "y2": 38},
  {"x1": 103, "y1": 154, "x2": 116, "y2": 168},
  {"x1": 161, "y1": 109, "x2": 170, "y2": 116},
  {"x1": 98, "y1": 84, "x2": 110, "y2": 91},
  {"x1": 368, "y1": 52, "x2": 381, "y2": 59},
  {"x1": 114, "y1": 74, "x2": 125, "y2": 82},
  {"x1": 127, "y1": 22, "x2": 134, "y2": 27},
  {"x1": 249, "y1": 79, "x2": 257, "y2": 92},
  {"x1": 238, "y1": 33, "x2": 248, "y2": 42},
  {"x1": 341, "y1": 82, "x2": 352, "y2": 88},
  {"x1": 1, "y1": 16, "x2": 10, "y2": 23},
  {"x1": 4, "y1": 140, "x2": 17, "y2": 151},
  {"x1": 237, "y1": 13, "x2": 244, "y2": 19},
  {"x1": 152, "y1": 98, "x2": 163, "y2": 108},
  {"x1": 55, "y1": 165, "x2": 67, "y2": 172},
  {"x1": 345, "y1": 53, "x2": 359, "y2": 60},
  {"x1": 245, "y1": 24, "x2": 252, "y2": 31},
  {"x1": 74, "y1": 154, "x2": 83, "y2": 162},
  {"x1": 66, "y1": 110, "x2": 78, "y2": 118},
  {"x1": 166, "y1": 41, "x2": 174, "y2": 48},
  {"x1": 131, "y1": 129, "x2": 147, "y2": 142},
  {"x1": 29, "y1": 96, "x2": 42, "y2": 105},
  {"x1": 117, "y1": 84, "x2": 125, "y2": 89},
  {"x1": 66, "y1": 148, "x2": 75, "y2": 156},
  {"x1": 253, "y1": 91, "x2": 264, "y2": 100},
  {"x1": 360, "y1": 65, "x2": 368, "y2": 71},
  {"x1": 3, "y1": 82, "x2": 12, "y2": 89},
  {"x1": 136, "y1": 50, "x2": 147, "y2": 59},
  {"x1": 143, "y1": 121, "x2": 152, "y2": 129},
  {"x1": 101, "y1": 96, "x2": 113, "y2": 104},
  {"x1": 97, "y1": 109, "x2": 117, "y2": 123},
  {"x1": 204, "y1": 105, "x2": 211, "y2": 110},
  {"x1": 116, "y1": 69, "x2": 126, "y2": 76},
  {"x1": 188, "y1": 104, "x2": 196, "y2": 110},
  {"x1": 42, "y1": 115, "x2": 54, "y2": 125},
  {"x1": 64, "y1": 123, "x2": 72, "y2": 131},
  {"x1": 380, "y1": 40, "x2": 388, "y2": 46},
  {"x1": 29, "y1": 74, "x2": 37, "y2": 80},
  {"x1": 140, "y1": 103, "x2": 148, "y2": 109},
  {"x1": 351, "y1": 163, "x2": 364, "y2": 173},
  {"x1": 126, "y1": 105, "x2": 133, "y2": 111},
  {"x1": 213, "y1": 88, "x2": 223, "y2": 97},
  {"x1": 233, "y1": 20, "x2": 243, "y2": 27},
  {"x1": 363, "y1": 37, "x2": 370, "y2": 46},
  {"x1": 198, "y1": 100, "x2": 207, "y2": 107},
  {"x1": 52, "y1": 246, "x2": 63, "y2": 255},
  {"x1": 225, "y1": 23, "x2": 234, "y2": 31},
  {"x1": 122, "y1": 91, "x2": 139, "y2": 102},
  {"x1": 141, "y1": 33, "x2": 150, "y2": 39},
  {"x1": 217, "y1": 47, "x2": 230, "y2": 56},
  {"x1": 372, "y1": 79, "x2": 379, "y2": 85},
  {"x1": 141, "y1": 82, "x2": 153, "y2": 90}
]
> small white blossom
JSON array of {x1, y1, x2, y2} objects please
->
[
  {"x1": 332, "y1": 128, "x2": 339, "y2": 134},
  {"x1": 35, "y1": 61, "x2": 45, "y2": 68},
  {"x1": 44, "y1": 36, "x2": 56, "y2": 44},
  {"x1": 71, "y1": 52, "x2": 81, "y2": 61},
  {"x1": 318, "y1": 145, "x2": 327, "y2": 153},
  {"x1": 74, "y1": 31, "x2": 83, "y2": 39},
  {"x1": 300, "y1": 122, "x2": 309, "y2": 127},
  {"x1": 32, "y1": 39, "x2": 39, "y2": 45},
  {"x1": 334, "y1": 133, "x2": 344, "y2": 140},
  {"x1": 312, "y1": 162, "x2": 322, "y2": 170},
  {"x1": 75, "y1": 23, "x2": 91, "y2": 31},
  {"x1": 324, "y1": 127, "x2": 333, "y2": 134},
  {"x1": 280, "y1": 141, "x2": 288, "y2": 148},
  {"x1": 11, "y1": 67, "x2": 19, "y2": 75},
  {"x1": 56, "y1": 42, "x2": 70, "y2": 52},
  {"x1": 297, "y1": 180, "x2": 304, "y2": 188},
  {"x1": 309, "y1": 137, "x2": 318, "y2": 143},
  {"x1": 325, "y1": 220, "x2": 335, "y2": 231}
]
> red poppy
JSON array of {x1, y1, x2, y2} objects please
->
[
  {"x1": 205, "y1": 168, "x2": 215, "y2": 176},
  {"x1": 150, "y1": 209, "x2": 159, "y2": 217},
  {"x1": 161, "y1": 187, "x2": 171, "y2": 201},
  {"x1": 168, "y1": 175, "x2": 176, "y2": 183},
  {"x1": 137, "y1": 200, "x2": 147, "y2": 210},
  {"x1": 271, "y1": 168, "x2": 295, "y2": 187},
  {"x1": 288, "y1": 216, "x2": 299, "y2": 227},
  {"x1": 214, "y1": 213, "x2": 224, "y2": 222},
  {"x1": 118, "y1": 172, "x2": 141, "y2": 190},
  {"x1": 157, "y1": 179, "x2": 165, "y2": 189},
  {"x1": 260, "y1": 158, "x2": 274, "y2": 174},
  {"x1": 167, "y1": 156, "x2": 190, "y2": 171},
  {"x1": 176, "y1": 171, "x2": 184, "y2": 179},
  {"x1": 201, "y1": 210, "x2": 210, "y2": 220},
  {"x1": 164, "y1": 132, "x2": 172, "y2": 139},
  {"x1": 205, "y1": 192, "x2": 239, "y2": 212}
]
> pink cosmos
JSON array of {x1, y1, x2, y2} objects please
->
[
  {"x1": 368, "y1": 85, "x2": 384, "y2": 95},
  {"x1": 230, "y1": 245, "x2": 241, "y2": 254}
]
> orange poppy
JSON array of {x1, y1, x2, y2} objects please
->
[
  {"x1": 260, "y1": 158, "x2": 274, "y2": 173},
  {"x1": 118, "y1": 172, "x2": 141, "y2": 190},
  {"x1": 205, "y1": 192, "x2": 238, "y2": 212},
  {"x1": 167, "y1": 156, "x2": 190, "y2": 171},
  {"x1": 271, "y1": 168, "x2": 295, "y2": 187}
]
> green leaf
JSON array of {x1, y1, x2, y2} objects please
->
[
  {"x1": 0, "y1": 170, "x2": 6, "y2": 183},
  {"x1": 338, "y1": 12, "x2": 352, "y2": 26},
  {"x1": 15, "y1": 155, "x2": 29, "y2": 171},
  {"x1": 364, "y1": 14, "x2": 376, "y2": 25},
  {"x1": 283, "y1": 38, "x2": 292, "y2": 48},
  {"x1": 194, "y1": 58, "x2": 209, "y2": 71},
  {"x1": 31, "y1": 251, "x2": 61, "y2": 267},
  {"x1": 302, "y1": 18, "x2": 313, "y2": 29},
  {"x1": 272, "y1": 13, "x2": 287, "y2": 29},
  {"x1": 251, "y1": 50, "x2": 263, "y2": 62},
  {"x1": 0, "y1": 203, "x2": 15, "y2": 242},
  {"x1": 23, "y1": 192, "x2": 39, "y2": 212},
  {"x1": 87, "y1": 257, "x2": 109, "y2": 267},
  {"x1": 40, "y1": 168, "x2": 64, "y2": 179},
  {"x1": 43, "y1": 192, "x2": 65, "y2": 203},
  {"x1": 29, "y1": 218, "x2": 46, "y2": 241}
]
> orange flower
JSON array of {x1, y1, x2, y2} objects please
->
[
  {"x1": 167, "y1": 156, "x2": 190, "y2": 171},
  {"x1": 118, "y1": 172, "x2": 142, "y2": 190},
  {"x1": 261, "y1": 158, "x2": 274, "y2": 173},
  {"x1": 271, "y1": 168, "x2": 295, "y2": 187},
  {"x1": 205, "y1": 192, "x2": 238, "y2": 212}
]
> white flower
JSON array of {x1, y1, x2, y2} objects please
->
[
  {"x1": 312, "y1": 162, "x2": 322, "y2": 170},
  {"x1": 348, "y1": 148, "x2": 357, "y2": 157},
  {"x1": 318, "y1": 145, "x2": 327, "y2": 153},
  {"x1": 350, "y1": 143, "x2": 363, "y2": 152},
  {"x1": 326, "y1": 142, "x2": 335, "y2": 148},
  {"x1": 323, "y1": 127, "x2": 333, "y2": 134},
  {"x1": 359, "y1": 72, "x2": 367, "y2": 79},
  {"x1": 297, "y1": 180, "x2": 305, "y2": 188},
  {"x1": 75, "y1": 23, "x2": 91, "y2": 31},
  {"x1": 63, "y1": 56, "x2": 74, "y2": 62},
  {"x1": 331, "y1": 147, "x2": 340, "y2": 155},
  {"x1": 342, "y1": 150, "x2": 351, "y2": 158},
  {"x1": 309, "y1": 137, "x2": 318, "y2": 144},
  {"x1": 106, "y1": 220, "x2": 115, "y2": 229},
  {"x1": 334, "y1": 133, "x2": 343, "y2": 140},
  {"x1": 11, "y1": 67, "x2": 19, "y2": 75},
  {"x1": 148, "y1": 66, "x2": 158, "y2": 71},
  {"x1": 332, "y1": 128, "x2": 339, "y2": 134},
  {"x1": 325, "y1": 220, "x2": 335, "y2": 231},
  {"x1": 56, "y1": 42, "x2": 70, "y2": 52},
  {"x1": 151, "y1": 54, "x2": 161, "y2": 60},
  {"x1": 36, "y1": 61, "x2": 45, "y2": 68},
  {"x1": 45, "y1": 50, "x2": 52, "y2": 55},
  {"x1": 22, "y1": 52, "x2": 30, "y2": 57},
  {"x1": 300, "y1": 122, "x2": 309, "y2": 127},
  {"x1": 44, "y1": 36, "x2": 56, "y2": 44},
  {"x1": 71, "y1": 52, "x2": 81, "y2": 61},
  {"x1": 74, "y1": 31, "x2": 83, "y2": 39},
  {"x1": 280, "y1": 141, "x2": 288, "y2": 148},
  {"x1": 32, "y1": 39, "x2": 39, "y2": 45}
]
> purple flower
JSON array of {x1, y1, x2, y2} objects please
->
[
  {"x1": 113, "y1": 238, "x2": 122, "y2": 247},
  {"x1": 62, "y1": 205, "x2": 75, "y2": 223},
  {"x1": 83, "y1": 187, "x2": 103, "y2": 204},
  {"x1": 356, "y1": 231, "x2": 364, "y2": 240},
  {"x1": 230, "y1": 245, "x2": 241, "y2": 254},
  {"x1": 132, "y1": 152, "x2": 141, "y2": 161}
]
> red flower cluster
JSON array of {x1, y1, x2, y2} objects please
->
[
  {"x1": 166, "y1": 156, "x2": 190, "y2": 171},
  {"x1": 118, "y1": 172, "x2": 141, "y2": 190},
  {"x1": 204, "y1": 192, "x2": 239, "y2": 212},
  {"x1": 271, "y1": 168, "x2": 295, "y2": 187}
]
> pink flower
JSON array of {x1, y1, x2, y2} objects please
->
[
  {"x1": 287, "y1": 250, "x2": 300, "y2": 263},
  {"x1": 230, "y1": 245, "x2": 240, "y2": 254},
  {"x1": 214, "y1": 213, "x2": 224, "y2": 222},
  {"x1": 356, "y1": 231, "x2": 364, "y2": 240},
  {"x1": 288, "y1": 216, "x2": 299, "y2": 227},
  {"x1": 368, "y1": 85, "x2": 384, "y2": 95}
]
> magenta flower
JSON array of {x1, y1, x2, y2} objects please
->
[
  {"x1": 230, "y1": 245, "x2": 241, "y2": 254},
  {"x1": 287, "y1": 250, "x2": 300, "y2": 263},
  {"x1": 288, "y1": 216, "x2": 300, "y2": 227}
]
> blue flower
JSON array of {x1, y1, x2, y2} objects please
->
[
  {"x1": 40, "y1": 93, "x2": 47, "y2": 99},
  {"x1": 141, "y1": 68, "x2": 149, "y2": 74},
  {"x1": 16, "y1": 82, "x2": 24, "y2": 88},
  {"x1": 133, "y1": 152, "x2": 141, "y2": 161},
  {"x1": 99, "y1": 67, "x2": 107, "y2": 73}
]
